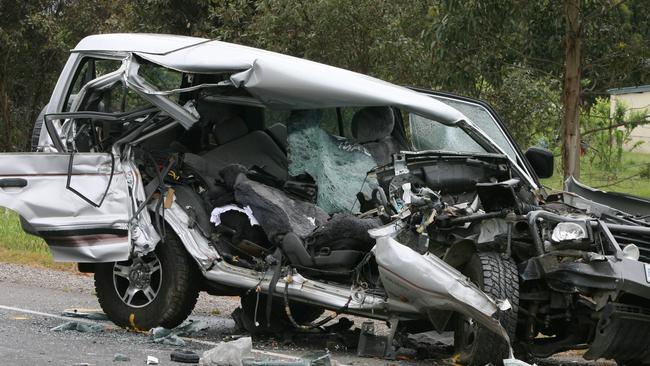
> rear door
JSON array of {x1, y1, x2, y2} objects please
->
[{"x1": 0, "y1": 152, "x2": 130, "y2": 262}]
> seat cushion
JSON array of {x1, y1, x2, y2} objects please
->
[
  {"x1": 351, "y1": 106, "x2": 403, "y2": 165},
  {"x1": 266, "y1": 123, "x2": 288, "y2": 152}
]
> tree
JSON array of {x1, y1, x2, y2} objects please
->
[
  {"x1": 562, "y1": 0, "x2": 582, "y2": 179},
  {"x1": 427, "y1": 0, "x2": 650, "y2": 180}
]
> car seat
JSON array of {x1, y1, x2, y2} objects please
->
[
  {"x1": 200, "y1": 116, "x2": 288, "y2": 180},
  {"x1": 220, "y1": 166, "x2": 380, "y2": 273},
  {"x1": 351, "y1": 106, "x2": 403, "y2": 165}
]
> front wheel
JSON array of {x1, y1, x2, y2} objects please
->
[
  {"x1": 454, "y1": 252, "x2": 519, "y2": 366},
  {"x1": 94, "y1": 234, "x2": 200, "y2": 330}
]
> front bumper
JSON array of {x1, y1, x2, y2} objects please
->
[
  {"x1": 585, "y1": 302, "x2": 650, "y2": 362},
  {"x1": 522, "y1": 254, "x2": 650, "y2": 302},
  {"x1": 522, "y1": 254, "x2": 650, "y2": 361}
]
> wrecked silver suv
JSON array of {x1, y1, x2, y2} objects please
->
[{"x1": 2, "y1": 34, "x2": 650, "y2": 365}]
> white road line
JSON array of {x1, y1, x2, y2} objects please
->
[
  {"x1": 0, "y1": 304, "x2": 312, "y2": 362},
  {"x1": 0, "y1": 304, "x2": 99, "y2": 324}
]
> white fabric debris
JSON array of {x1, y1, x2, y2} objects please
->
[
  {"x1": 210, "y1": 205, "x2": 259, "y2": 227},
  {"x1": 503, "y1": 358, "x2": 536, "y2": 366},
  {"x1": 199, "y1": 336, "x2": 252, "y2": 366}
]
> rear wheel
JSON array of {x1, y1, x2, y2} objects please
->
[
  {"x1": 94, "y1": 234, "x2": 200, "y2": 330},
  {"x1": 454, "y1": 252, "x2": 519, "y2": 366}
]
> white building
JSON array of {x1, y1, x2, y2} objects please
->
[{"x1": 608, "y1": 85, "x2": 650, "y2": 153}]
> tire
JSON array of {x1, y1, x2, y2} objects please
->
[
  {"x1": 454, "y1": 252, "x2": 519, "y2": 366},
  {"x1": 94, "y1": 234, "x2": 200, "y2": 330},
  {"x1": 237, "y1": 292, "x2": 325, "y2": 334},
  {"x1": 31, "y1": 105, "x2": 47, "y2": 151}
]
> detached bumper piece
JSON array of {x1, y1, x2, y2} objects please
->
[{"x1": 584, "y1": 303, "x2": 650, "y2": 363}]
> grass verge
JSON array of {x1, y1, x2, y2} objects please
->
[
  {"x1": 0, "y1": 209, "x2": 76, "y2": 272},
  {"x1": 541, "y1": 151, "x2": 650, "y2": 198}
]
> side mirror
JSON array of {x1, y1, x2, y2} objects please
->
[{"x1": 525, "y1": 147, "x2": 554, "y2": 179}]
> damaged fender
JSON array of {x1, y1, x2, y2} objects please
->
[{"x1": 373, "y1": 236, "x2": 511, "y2": 341}]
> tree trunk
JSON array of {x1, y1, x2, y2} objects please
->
[
  {"x1": 561, "y1": 0, "x2": 582, "y2": 181},
  {"x1": 0, "y1": 83, "x2": 10, "y2": 151}
]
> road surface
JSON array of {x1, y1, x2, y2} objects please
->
[{"x1": 0, "y1": 262, "x2": 610, "y2": 366}]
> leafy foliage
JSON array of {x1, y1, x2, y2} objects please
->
[
  {"x1": 582, "y1": 98, "x2": 648, "y2": 172},
  {"x1": 1, "y1": 0, "x2": 650, "y2": 173}
]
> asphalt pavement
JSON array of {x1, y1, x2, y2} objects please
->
[
  {"x1": 0, "y1": 262, "x2": 448, "y2": 366},
  {"x1": 0, "y1": 262, "x2": 613, "y2": 366}
]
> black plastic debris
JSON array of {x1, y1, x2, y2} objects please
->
[
  {"x1": 356, "y1": 321, "x2": 390, "y2": 358},
  {"x1": 171, "y1": 349, "x2": 200, "y2": 364}
]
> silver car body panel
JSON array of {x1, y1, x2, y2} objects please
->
[
  {"x1": 373, "y1": 236, "x2": 510, "y2": 340},
  {"x1": 0, "y1": 153, "x2": 130, "y2": 262}
]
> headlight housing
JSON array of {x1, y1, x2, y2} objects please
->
[{"x1": 551, "y1": 222, "x2": 587, "y2": 242}]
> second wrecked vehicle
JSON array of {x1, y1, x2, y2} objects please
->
[{"x1": 3, "y1": 34, "x2": 650, "y2": 365}]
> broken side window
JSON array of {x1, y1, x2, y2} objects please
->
[
  {"x1": 64, "y1": 58, "x2": 122, "y2": 112},
  {"x1": 408, "y1": 113, "x2": 487, "y2": 153},
  {"x1": 430, "y1": 96, "x2": 517, "y2": 159},
  {"x1": 287, "y1": 109, "x2": 378, "y2": 214}
]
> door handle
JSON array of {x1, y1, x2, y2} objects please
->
[{"x1": 0, "y1": 178, "x2": 27, "y2": 188}]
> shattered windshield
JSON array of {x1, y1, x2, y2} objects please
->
[
  {"x1": 287, "y1": 110, "x2": 378, "y2": 214},
  {"x1": 430, "y1": 96, "x2": 517, "y2": 159}
]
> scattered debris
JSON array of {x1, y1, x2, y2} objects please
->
[
  {"x1": 150, "y1": 320, "x2": 210, "y2": 347},
  {"x1": 403, "y1": 331, "x2": 454, "y2": 359},
  {"x1": 303, "y1": 352, "x2": 332, "y2": 366},
  {"x1": 171, "y1": 349, "x2": 200, "y2": 364},
  {"x1": 323, "y1": 317, "x2": 354, "y2": 333},
  {"x1": 503, "y1": 358, "x2": 536, "y2": 366},
  {"x1": 151, "y1": 327, "x2": 185, "y2": 347},
  {"x1": 395, "y1": 347, "x2": 417, "y2": 361},
  {"x1": 113, "y1": 353, "x2": 130, "y2": 362},
  {"x1": 62, "y1": 308, "x2": 109, "y2": 321},
  {"x1": 242, "y1": 360, "x2": 309, "y2": 366},
  {"x1": 199, "y1": 336, "x2": 252, "y2": 366},
  {"x1": 241, "y1": 352, "x2": 331, "y2": 366},
  {"x1": 356, "y1": 321, "x2": 390, "y2": 358},
  {"x1": 51, "y1": 321, "x2": 104, "y2": 333},
  {"x1": 146, "y1": 355, "x2": 159, "y2": 365}
]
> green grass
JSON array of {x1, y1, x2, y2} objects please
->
[
  {"x1": 541, "y1": 151, "x2": 650, "y2": 198},
  {"x1": 0, "y1": 209, "x2": 76, "y2": 271}
]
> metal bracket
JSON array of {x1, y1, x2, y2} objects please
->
[{"x1": 393, "y1": 154, "x2": 409, "y2": 176}]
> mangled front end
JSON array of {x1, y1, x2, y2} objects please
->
[{"x1": 519, "y1": 208, "x2": 650, "y2": 363}]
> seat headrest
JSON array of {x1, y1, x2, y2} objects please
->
[
  {"x1": 214, "y1": 116, "x2": 249, "y2": 144},
  {"x1": 351, "y1": 107, "x2": 395, "y2": 143}
]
